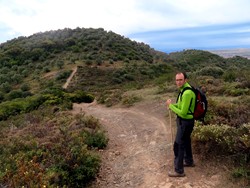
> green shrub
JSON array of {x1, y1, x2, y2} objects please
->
[
  {"x1": 75, "y1": 113, "x2": 100, "y2": 130},
  {"x1": 0, "y1": 112, "x2": 107, "y2": 187},
  {"x1": 122, "y1": 94, "x2": 142, "y2": 107},
  {"x1": 98, "y1": 89, "x2": 123, "y2": 107},
  {"x1": 194, "y1": 124, "x2": 250, "y2": 152},
  {"x1": 0, "y1": 95, "x2": 46, "y2": 120},
  {"x1": 196, "y1": 66, "x2": 224, "y2": 78},
  {"x1": 66, "y1": 90, "x2": 95, "y2": 103},
  {"x1": 6, "y1": 90, "x2": 24, "y2": 100},
  {"x1": 20, "y1": 83, "x2": 30, "y2": 92},
  {"x1": 0, "y1": 91, "x2": 4, "y2": 102},
  {"x1": 42, "y1": 94, "x2": 64, "y2": 105},
  {"x1": 206, "y1": 98, "x2": 250, "y2": 127},
  {"x1": 83, "y1": 130, "x2": 108, "y2": 149},
  {"x1": 193, "y1": 124, "x2": 236, "y2": 154},
  {"x1": 223, "y1": 71, "x2": 237, "y2": 82},
  {"x1": 0, "y1": 89, "x2": 94, "y2": 121},
  {"x1": 192, "y1": 123, "x2": 250, "y2": 183},
  {"x1": 225, "y1": 88, "x2": 249, "y2": 96},
  {"x1": 232, "y1": 167, "x2": 250, "y2": 180},
  {"x1": 222, "y1": 82, "x2": 250, "y2": 96}
]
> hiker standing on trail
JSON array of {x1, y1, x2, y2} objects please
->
[{"x1": 166, "y1": 72, "x2": 196, "y2": 177}]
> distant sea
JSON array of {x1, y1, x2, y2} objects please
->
[{"x1": 207, "y1": 48, "x2": 250, "y2": 59}]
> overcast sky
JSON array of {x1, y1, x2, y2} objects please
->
[{"x1": 1, "y1": 0, "x2": 250, "y2": 52}]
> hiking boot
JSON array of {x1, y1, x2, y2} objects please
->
[
  {"x1": 184, "y1": 163, "x2": 195, "y2": 167},
  {"x1": 168, "y1": 171, "x2": 185, "y2": 177}
]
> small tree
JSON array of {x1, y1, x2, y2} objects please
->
[
  {"x1": 56, "y1": 61, "x2": 64, "y2": 69},
  {"x1": 0, "y1": 82, "x2": 11, "y2": 93},
  {"x1": 20, "y1": 83, "x2": 30, "y2": 92}
]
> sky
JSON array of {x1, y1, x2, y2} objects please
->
[{"x1": 0, "y1": 0, "x2": 250, "y2": 53}]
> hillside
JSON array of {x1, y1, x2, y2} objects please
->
[
  {"x1": 0, "y1": 28, "x2": 249, "y2": 187},
  {"x1": 0, "y1": 27, "x2": 169, "y2": 97},
  {"x1": 0, "y1": 27, "x2": 250, "y2": 98}
]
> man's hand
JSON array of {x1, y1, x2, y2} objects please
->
[{"x1": 166, "y1": 99, "x2": 172, "y2": 108}]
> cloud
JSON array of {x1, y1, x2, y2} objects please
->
[
  {"x1": 129, "y1": 22, "x2": 250, "y2": 52},
  {"x1": 0, "y1": 0, "x2": 141, "y2": 37},
  {"x1": 0, "y1": 0, "x2": 250, "y2": 51}
]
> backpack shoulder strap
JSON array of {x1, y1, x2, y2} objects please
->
[
  {"x1": 176, "y1": 86, "x2": 194, "y2": 102},
  {"x1": 179, "y1": 86, "x2": 196, "y2": 115},
  {"x1": 180, "y1": 86, "x2": 195, "y2": 97}
]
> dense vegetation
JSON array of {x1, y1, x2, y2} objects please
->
[{"x1": 0, "y1": 27, "x2": 249, "y2": 186}]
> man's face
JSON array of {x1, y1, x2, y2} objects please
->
[{"x1": 175, "y1": 73, "x2": 186, "y2": 88}]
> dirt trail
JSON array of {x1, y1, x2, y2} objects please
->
[
  {"x1": 71, "y1": 99, "x2": 239, "y2": 188},
  {"x1": 63, "y1": 67, "x2": 77, "y2": 89}
]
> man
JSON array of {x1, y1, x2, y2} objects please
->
[{"x1": 166, "y1": 72, "x2": 196, "y2": 177}]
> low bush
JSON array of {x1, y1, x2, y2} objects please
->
[
  {"x1": 66, "y1": 90, "x2": 95, "y2": 103},
  {"x1": 98, "y1": 89, "x2": 123, "y2": 107},
  {"x1": 192, "y1": 123, "x2": 250, "y2": 184},
  {"x1": 0, "y1": 111, "x2": 108, "y2": 187},
  {"x1": 0, "y1": 89, "x2": 94, "y2": 121},
  {"x1": 196, "y1": 66, "x2": 224, "y2": 78},
  {"x1": 0, "y1": 95, "x2": 46, "y2": 120},
  {"x1": 193, "y1": 124, "x2": 250, "y2": 154},
  {"x1": 122, "y1": 94, "x2": 142, "y2": 107},
  {"x1": 205, "y1": 98, "x2": 250, "y2": 127}
]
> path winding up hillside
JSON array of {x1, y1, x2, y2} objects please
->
[
  {"x1": 63, "y1": 66, "x2": 77, "y2": 89},
  {"x1": 71, "y1": 100, "x2": 239, "y2": 188}
]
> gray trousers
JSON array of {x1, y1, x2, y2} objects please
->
[{"x1": 173, "y1": 117, "x2": 194, "y2": 174}]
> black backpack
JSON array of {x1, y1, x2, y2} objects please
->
[{"x1": 179, "y1": 86, "x2": 208, "y2": 121}]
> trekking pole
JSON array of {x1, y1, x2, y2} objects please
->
[
  {"x1": 169, "y1": 109, "x2": 176, "y2": 170},
  {"x1": 169, "y1": 109, "x2": 174, "y2": 147}
]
